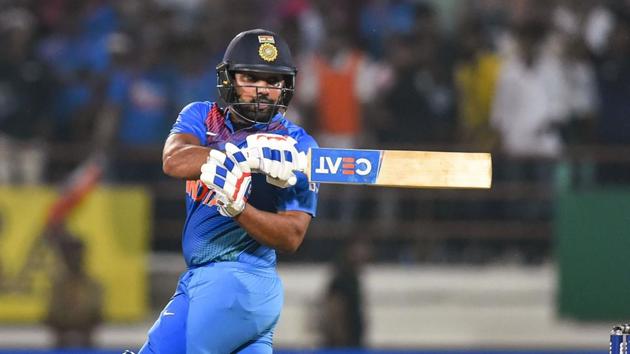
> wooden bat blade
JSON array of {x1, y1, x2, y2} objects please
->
[
  {"x1": 377, "y1": 150, "x2": 492, "y2": 188},
  {"x1": 305, "y1": 148, "x2": 492, "y2": 189}
]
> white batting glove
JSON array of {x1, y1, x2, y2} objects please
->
[
  {"x1": 200, "y1": 143, "x2": 252, "y2": 217},
  {"x1": 245, "y1": 133, "x2": 306, "y2": 188}
]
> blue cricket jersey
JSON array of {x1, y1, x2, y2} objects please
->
[{"x1": 170, "y1": 101, "x2": 319, "y2": 269}]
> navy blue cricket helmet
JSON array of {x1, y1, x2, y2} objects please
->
[{"x1": 217, "y1": 29, "x2": 297, "y2": 124}]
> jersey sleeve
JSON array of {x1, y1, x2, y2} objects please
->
[
  {"x1": 170, "y1": 102, "x2": 209, "y2": 145},
  {"x1": 276, "y1": 132, "x2": 319, "y2": 216}
]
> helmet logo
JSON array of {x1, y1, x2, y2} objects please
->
[{"x1": 258, "y1": 43, "x2": 278, "y2": 62}]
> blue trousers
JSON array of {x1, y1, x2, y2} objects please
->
[{"x1": 138, "y1": 262, "x2": 284, "y2": 354}]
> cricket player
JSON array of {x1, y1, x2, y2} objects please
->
[{"x1": 135, "y1": 29, "x2": 318, "y2": 353}]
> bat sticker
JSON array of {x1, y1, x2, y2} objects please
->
[{"x1": 309, "y1": 148, "x2": 382, "y2": 184}]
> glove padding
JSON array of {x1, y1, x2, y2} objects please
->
[
  {"x1": 245, "y1": 133, "x2": 306, "y2": 188},
  {"x1": 200, "y1": 143, "x2": 252, "y2": 217}
]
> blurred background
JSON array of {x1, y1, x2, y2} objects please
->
[{"x1": 1, "y1": 0, "x2": 629, "y2": 352}]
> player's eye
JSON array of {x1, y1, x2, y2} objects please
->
[{"x1": 266, "y1": 78, "x2": 284, "y2": 88}]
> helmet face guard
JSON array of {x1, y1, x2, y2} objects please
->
[
  {"x1": 216, "y1": 29, "x2": 298, "y2": 125},
  {"x1": 217, "y1": 62, "x2": 296, "y2": 124}
]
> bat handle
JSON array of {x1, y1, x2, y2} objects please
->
[
  {"x1": 283, "y1": 152, "x2": 307, "y2": 187},
  {"x1": 296, "y1": 152, "x2": 307, "y2": 172},
  {"x1": 246, "y1": 150, "x2": 306, "y2": 187},
  {"x1": 245, "y1": 148, "x2": 261, "y2": 170}
]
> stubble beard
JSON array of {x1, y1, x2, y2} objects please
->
[{"x1": 235, "y1": 95, "x2": 277, "y2": 123}]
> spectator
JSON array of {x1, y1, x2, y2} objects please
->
[
  {"x1": 582, "y1": 0, "x2": 615, "y2": 56},
  {"x1": 37, "y1": 0, "x2": 119, "y2": 80},
  {"x1": 45, "y1": 230, "x2": 103, "y2": 348},
  {"x1": 558, "y1": 38, "x2": 598, "y2": 146},
  {"x1": 594, "y1": 14, "x2": 630, "y2": 184},
  {"x1": 35, "y1": 1, "x2": 118, "y2": 149},
  {"x1": 552, "y1": 0, "x2": 599, "y2": 134},
  {"x1": 454, "y1": 19, "x2": 501, "y2": 150},
  {"x1": 172, "y1": 34, "x2": 221, "y2": 111},
  {"x1": 0, "y1": 7, "x2": 55, "y2": 184},
  {"x1": 462, "y1": 0, "x2": 513, "y2": 42},
  {"x1": 490, "y1": 18, "x2": 570, "y2": 160},
  {"x1": 490, "y1": 15, "x2": 575, "y2": 225},
  {"x1": 594, "y1": 14, "x2": 630, "y2": 145},
  {"x1": 99, "y1": 35, "x2": 174, "y2": 182},
  {"x1": 359, "y1": 0, "x2": 418, "y2": 59},
  {"x1": 298, "y1": 24, "x2": 379, "y2": 149},
  {"x1": 106, "y1": 40, "x2": 173, "y2": 146},
  {"x1": 298, "y1": 21, "x2": 386, "y2": 225},
  {"x1": 320, "y1": 239, "x2": 370, "y2": 348},
  {"x1": 277, "y1": 0, "x2": 326, "y2": 55},
  {"x1": 373, "y1": 31, "x2": 455, "y2": 147}
]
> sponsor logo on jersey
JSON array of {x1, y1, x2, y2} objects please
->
[{"x1": 186, "y1": 180, "x2": 218, "y2": 206}]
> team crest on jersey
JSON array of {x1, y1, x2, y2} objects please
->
[{"x1": 258, "y1": 43, "x2": 278, "y2": 62}]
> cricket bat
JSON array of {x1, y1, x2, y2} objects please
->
[{"x1": 302, "y1": 148, "x2": 492, "y2": 189}]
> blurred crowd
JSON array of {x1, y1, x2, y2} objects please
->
[
  {"x1": 1, "y1": 0, "x2": 630, "y2": 185},
  {"x1": 2, "y1": 2, "x2": 629, "y2": 347},
  {"x1": 2, "y1": 0, "x2": 630, "y2": 269}
]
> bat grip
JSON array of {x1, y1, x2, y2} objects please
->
[
  {"x1": 296, "y1": 152, "x2": 307, "y2": 172},
  {"x1": 246, "y1": 149, "x2": 305, "y2": 187},
  {"x1": 285, "y1": 152, "x2": 307, "y2": 186}
]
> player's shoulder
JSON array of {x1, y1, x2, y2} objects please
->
[
  {"x1": 280, "y1": 118, "x2": 318, "y2": 151},
  {"x1": 172, "y1": 101, "x2": 223, "y2": 144},
  {"x1": 179, "y1": 101, "x2": 216, "y2": 117}
]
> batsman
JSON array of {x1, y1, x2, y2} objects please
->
[{"x1": 136, "y1": 29, "x2": 317, "y2": 353}]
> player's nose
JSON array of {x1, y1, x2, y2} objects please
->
[{"x1": 255, "y1": 84, "x2": 271, "y2": 94}]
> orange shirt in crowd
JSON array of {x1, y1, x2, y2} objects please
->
[{"x1": 314, "y1": 52, "x2": 362, "y2": 135}]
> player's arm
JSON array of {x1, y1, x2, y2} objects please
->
[
  {"x1": 162, "y1": 133, "x2": 211, "y2": 180},
  {"x1": 200, "y1": 144, "x2": 312, "y2": 253},
  {"x1": 235, "y1": 208, "x2": 311, "y2": 253}
]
